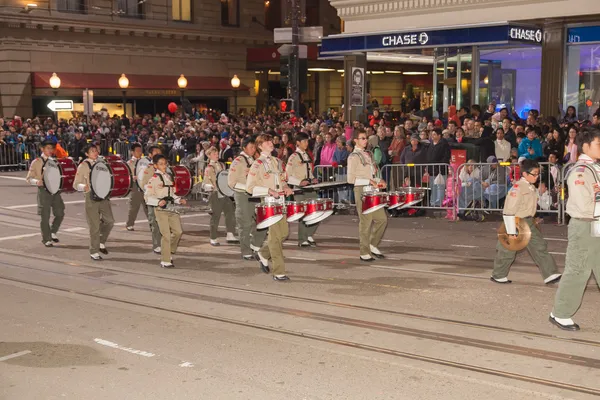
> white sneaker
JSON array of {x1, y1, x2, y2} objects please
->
[
  {"x1": 369, "y1": 245, "x2": 382, "y2": 255},
  {"x1": 126, "y1": 226, "x2": 134, "y2": 231},
  {"x1": 250, "y1": 244, "x2": 261, "y2": 252},
  {"x1": 153, "y1": 247, "x2": 161, "y2": 254},
  {"x1": 544, "y1": 274, "x2": 562, "y2": 284},
  {"x1": 51, "y1": 233, "x2": 59, "y2": 242},
  {"x1": 210, "y1": 239, "x2": 220, "y2": 246},
  {"x1": 226, "y1": 232, "x2": 239, "y2": 242}
]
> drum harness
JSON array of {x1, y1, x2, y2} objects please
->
[
  {"x1": 352, "y1": 149, "x2": 379, "y2": 193},
  {"x1": 155, "y1": 170, "x2": 176, "y2": 211},
  {"x1": 295, "y1": 150, "x2": 313, "y2": 186}
]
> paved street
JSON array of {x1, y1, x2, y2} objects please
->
[{"x1": 0, "y1": 172, "x2": 599, "y2": 400}]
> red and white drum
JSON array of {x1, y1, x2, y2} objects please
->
[
  {"x1": 170, "y1": 165, "x2": 193, "y2": 197},
  {"x1": 302, "y1": 199, "x2": 324, "y2": 223},
  {"x1": 43, "y1": 157, "x2": 77, "y2": 195},
  {"x1": 102, "y1": 154, "x2": 122, "y2": 163},
  {"x1": 256, "y1": 199, "x2": 284, "y2": 230},
  {"x1": 305, "y1": 198, "x2": 334, "y2": 226},
  {"x1": 285, "y1": 201, "x2": 306, "y2": 223},
  {"x1": 387, "y1": 191, "x2": 406, "y2": 210},
  {"x1": 398, "y1": 187, "x2": 425, "y2": 209},
  {"x1": 362, "y1": 192, "x2": 388, "y2": 215},
  {"x1": 90, "y1": 159, "x2": 131, "y2": 200}
]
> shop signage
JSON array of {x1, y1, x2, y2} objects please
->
[
  {"x1": 350, "y1": 67, "x2": 364, "y2": 107},
  {"x1": 320, "y1": 24, "x2": 543, "y2": 56},
  {"x1": 47, "y1": 100, "x2": 73, "y2": 112},
  {"x1": 144, "y1": 90, "x2": 178, "y2": 96},
  {"x1": 509, "y1": 27, "x2": 542, "y2": 43},
  {"x1": 567, "y1": 26, "x2": 600, "y2": 44}
]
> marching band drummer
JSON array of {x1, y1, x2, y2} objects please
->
[
  {"x1": 247, "y1": 133, "x2": 294, "y2": 281},
  {"x1": 125, "y1": 143, "x2": 148, "y2": 231},
  {"x1": 491, "y1": 158, "x2": 561, "y2": 284},
  {"x1": 73, "y1": 144, "x2": 115, "y2": 261},
  {"x1": 202, "y1": 147, "x2": 238, "y2": 246},
  {"x1": 347, "y1": 130, "x2": 388, "y2": 262},
  {"x1": 286, "y1": 132, "x2": 320, "y2": 248},
  {"x1": 550, "y1": 126, "x2": 600, "y2": 331},
  {"x1": 228, "y1": 136, "x2": 267, "y2": 260},
  {"x1": 26, "y1": 140, "x2": 65, "y2": 247},
  {"x1": 140, "y1": 145, "x2": 163, "y2": 254},
  {"x1": 144, "y1": 154, "x2": 186, "y2": 269}
]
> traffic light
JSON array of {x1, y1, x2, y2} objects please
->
[
  {"x1": 280, "y1": 55, "x2": 290, "y2": 89},
  {"x1": 280, "y1": 99, "x2": 293, "y2": 113}
]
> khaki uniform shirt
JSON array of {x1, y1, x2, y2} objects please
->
[
  {"x1": 145, "y1": 169, "x2": 182, "y2": 206},
  {"x1": 246, "y1": 153, "x2": 289, "y2": 197},
  {"x1": 347, "y1": 148, "x2": 380, "y2": 187},
  {"x1": 26, "y1": 155, "x2": 48, "y2": 185},
  {"x1": 127, "y1": 156, "x2": 141, "y2": 191},
  {"x1": 140, "y1": 164, "x2": 156, "y2": 190},
  {"x1": 503, "y1": 177, "x2": 537, "y2": 218},
  {"x1": 286, "y1": 150, "x2": 314, "y2": 186},
  {"x1": 566, "y1": 155, "x2": 600, "y2": 219},
  {"x1": 203, "y1": 160, "x2": 225, "y2": 192},
  {"x1": 73, "y1": 158, "x2": 96, "y2": 193},
  {"x1": 228, "y1": 152, "x2": 254, "y2": 193}
]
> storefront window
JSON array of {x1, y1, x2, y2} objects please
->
[
  {"x1": 565, "y1": 44, "x2": 600, "y2": 120},
  {"x1": 480, "y1": 47, "x2": 541, "y2": 118}
]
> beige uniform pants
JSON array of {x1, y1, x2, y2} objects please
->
[
  {"x1": 126, "y1": 189, "x2": 148, "y2": 228},
  {"x1": 154, "y1": 208, "x2": 183, "y2": 263},
  {"x1": 260, "y1": 217, "x2": 289, "y2": 276},
  {"x1": 84, "y1": 193, "x2": 115, "y2": 254},
  {"x1": 353, "y1": 187, "x2": 388, "y2": 256}
]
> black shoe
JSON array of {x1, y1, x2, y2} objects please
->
[
  {"x1": 371, "y1": 252, "x2": 385, "y2": 259},
  {"x1": 273, "y1": 275, "x2": 290, "y2": 282},
  {"x1": 90, "y1": 254, "x2": 103, "y2": 261},
  {"x1": 549, "y1": 315, "x2": 580, "y2": 331},
  {"x1": 99, "y1": 247, "x2": 108, "y2": 255},
  {"x1": 255, "y1": 252, "x2": 270, "y2": 274},
  {"x1": 490, "y1": 277, "x2": 512, "y2": 284}
]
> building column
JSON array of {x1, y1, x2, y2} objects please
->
[
  {"x1": 343, "y1": 53, "x2": 367, "y2": 123},
  {"x1": 0, "y1": 49, "x2": 32, "y2": 117},
  {"x1": 540, "y1": 22, "x2": 565, "y2": 118}
]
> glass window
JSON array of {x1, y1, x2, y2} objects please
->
[
  {"x1": 565, "y1": 44, "x2": 600, "y2": 120},
  {"x1": 480, "y1": 47, "x2": 541, "y2": 119},
  {"x1": 57, "y1": 0, "x2": 86, "y2": 13},
  {"x1": 221, "y1": 0, "x2": 239, "y2": 27},
  {"x1": 173, "y1": 0, "x2": 191, "y2": 21},
  {"x1": 117, "y1": 0, "x2": 143, "y2": 18}
]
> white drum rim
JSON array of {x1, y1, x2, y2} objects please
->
[
  {"x1": 286, "y1": 212, "x2": 306, "y2": 222},
  {"x1": 256, "y1": 214, "x2": 284, "y2": 230},
  {"x1": 90, "y1": 162, "x2": 113, "y2": 200},
  {"x1": 387, "y1": 202, "x2": 405, "y2": 210},
  {"x1": 216, "y1": 170, "x2": 234, "y2": 198},
  {"x1": 362, "y1": 204, "x2": 387, "y2": 214},
  {"x1": 43, "y1": 159, "x2": 61, "y2": 195},
  {"x1": 398, "y1": 199, "x2": 423, "y2": 209},
  {"x1": 305, "y1": 209, "x2": 333, "y2": 225},
  {"x1": 302, "y1": 210, "x2": 324, "y2": 221}
]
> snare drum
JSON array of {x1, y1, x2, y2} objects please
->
[
  {"x1": 387, "y1": 190, "x2": 406, "y2": 210},
  {"x1": 90, "y1": 159, "x2": 131, "y2": 200},
  {"x1": 256, "y1": 199, "x2": 284, "y2": 230},
  {"x1": 135, "y1": 157, "x2": 151, "y2": 189},
  {"x1": 305, "y1": 198, "x2": 334, "y2": 226},
  {"x1": 285, "y1": 201, "x2": 306, "y2": 223},
  {"x1": 398, "y1": 187, "x2": 425, "y2": 209},
  {"x1": 170, "y1": 165, "x2": 193, "y2": 197},
  {"x1": 362, "y1": 192, "x2": 388, "y2": 215},
  {"x1": 302, "y1": 199, "x2": 324, "y2": 223},
  {"x1": 43, "y1": 157, "x2": 77, "y2": 195}
]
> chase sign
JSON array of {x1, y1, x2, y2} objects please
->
[{"x1": 509, "y1": 27, "x2": 543, "y2": 43}]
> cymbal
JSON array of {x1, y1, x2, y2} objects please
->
[{"x1": 497, "y1": 217, "x2": 532, "y2": 252}]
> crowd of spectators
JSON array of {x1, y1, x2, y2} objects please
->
[{"x1": 1, "y1": 102, "x2": 599, "y2": 219}]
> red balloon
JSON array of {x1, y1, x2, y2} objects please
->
[{"x1": 168, "y1": 102, "x2": 178, "y2": 113}]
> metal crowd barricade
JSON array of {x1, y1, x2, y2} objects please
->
[
  {"x1": 0, "y1": 142, "x2": 37, "y2": 170},
  {"x1": 381, "y1": 163, "x2": 457, "y2": 219},
  {"x1": 455, "y1": 161, "x2": 561, "y2": 222},
  {"x1": 312, "y1": 165, "x2": 354, "y2": 208},
  {"x1": 110, "y1": 141, "x2": 131, "y2": 160}
]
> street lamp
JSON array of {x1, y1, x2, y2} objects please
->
[
  {"x1": 118, "y1": 73, "x2": 129, "y2": 117},
  {"x1": 49, "y1": 73, "x2": 61, "y2": 122},
  {"x1": 231, "y1": 74, "x2": 240, "y2": 115},
  {"x1": 178, "y1": 74, "x2": 188, "y2": 120}
]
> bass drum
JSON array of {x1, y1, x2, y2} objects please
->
[
  {"x1": 90, "y1": 159, "x2": 131, "y2": 200},
  {"x1": 171, "y1": 165, "x2": 193, "y2": 197},
  {"x1": 135, "y1": 157, "x2": 152, "y2": 189},
  {"x1": 216, "y1": 170, "x2": 234, "y2": 198},
  {"x1": 43, "y1": 157, "x2": 77, "y2": 195}
]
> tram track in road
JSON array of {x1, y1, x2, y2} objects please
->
[
  {"x1": 0, "y1": 247, "x2": 597, "y2": 350},
  {"x1": 1, "y1": 271, "x2": 600, "y2": 397}
]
